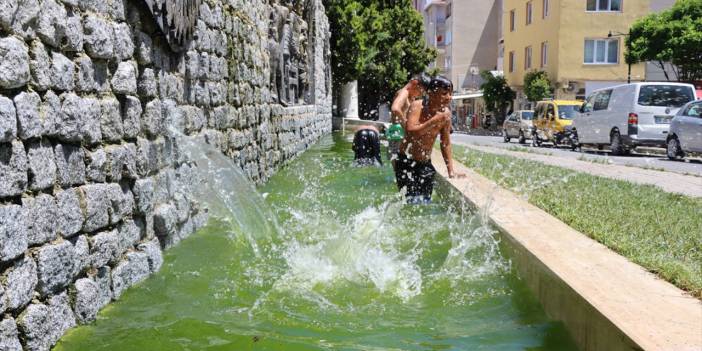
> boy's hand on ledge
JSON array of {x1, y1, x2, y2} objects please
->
[{"x1": 448, "y1": 171, "x2": 466, "y2": 179}]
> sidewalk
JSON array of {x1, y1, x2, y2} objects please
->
[{"x1": 454, "y1": 143, "x2": 702, "y2": 198}]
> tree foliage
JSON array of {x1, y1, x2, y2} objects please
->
[
  {"x1": 324, "y1": 0, "x2": 436, "y2": 119},
  {"x1": 627, "y1": 0, "x2": 702, "y2": 81},
  {"x1": 479, "y1": 71, "x2": 515, "y2": 125},
  {"x1": 524, "y1": 70, "x2": 552, "y2": 102}
]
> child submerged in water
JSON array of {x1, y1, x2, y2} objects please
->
[{"x1": 395, "y1": 76, "x2": 465, "y2": 203}]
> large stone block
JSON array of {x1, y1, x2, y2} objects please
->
[
  {"x1": 112, "y1": 22, "x2": 133, "y2": 61},
  {"x1": 50, "y1": 52, "x2": 75, "y2": 91},
  {"x1": 63, "y1": 10, "x2": 83, "y2": 52},
  {"x1": 111, "y1": 61, "x2": 136, "y2": 95},
  {"x1": 93, "y1": 60, "x2": 111, "y2": 92},
  {"x1": 17, "y1": 293, "x2": 76, "y2": 351},
  {"x1": 80, "y1": 96, "x2": 102, "y2": 145},
  {"x1": 26, "y1": 139, "x2": 57, "y2": 191},
  {"x1": 58, "y1": 92, "x2": 83, "y2": 142},
  {"x1": 39, "y1": 90, "x2": 60, "y2": 136},
  {"x1": 5, "y1": 255, "x2": 38, "y2": 311},
  {"x1": 22, "y1": 194, "x2": 58, "y2": 246},
  {"x1": 107, "y1": 182, "x2": 133, "y2": 225},
  {"x1": 137, "y1": 68, "x2": 157, "y2": 98},
  {"x1": 88, "y1": 229, "x2": 119, "y2": 268},
  {"x1": 0, "y1": 96, "x2": 16, "y2": 143},
  {"x1": 71, "y1": 235, "x2": 89, "y2": 273},
  {"x1": 74, "y1": 54, "x2": 95, "y2": 92},
  {"x1": 137, "y1": 238, "x2": 163, "y2": 273},
  {"x1": 54, "y1": 144, "x2": 85, "y2": 187},
  {"x1": 29, "y1": 40, "x2": 51, "y2": 91},
  {"x1": 117, "y1": 219, "x2": 140, "y2": 253},
  {"x1": 14, "y1": 91, "x2": 41, "y2": 140},
  {"x1": 111, "y1": 251, "x2": 150, "y2": 299},
  {"x1": 0, "y1": 35, "x2": 30, "y2": 89},
  {"x1": 0, "y1": 0, "x2": 17, "y2": 31},
  {"x1": 122, "y1": 96, "x2": 141, "y2": 139},
  {"x1": 83, "y1": 15, "x2": 114, "y2": 59},
  {"x1": 55, "y1": 188, "x2": 84, "y2": 238},
  {"x1": 134, "y1": 30, "x2": 152, "y2": 65},
  {"x1": 100, "y1": 97, "x2": 123, "y2": 142},
  {"x1": 0, "y1": 318, "x2": 22, "y2": 351},
  {"x1": 11, "y1": 0, "x2": 40, "y2": 39},
  {"x1": 80, "y1": 184, "x2": 110, "y2": 232},
  {"x1": 132, "y1": 177, "x2": 154, "y2": 214},
  {"x1": 86, "y1": 148, "x2": 107, "y2": 183},
  {"x1": 0, "y1": 205, "x2": 27, "y2": 262},
  {"x1": 105, "y1": 144, "x2": 136, "y2": 182},
  {"x1": 36, "y1": 0, "x2": 67, "y2": 48},
  {"x1": 153, "y1": 203, "x2": 177, "y2": 239},
  {"x1": 35, "y1": 240, "x2": 78, "y2": 296},
  {"x1": 72, "y1": 266, "x2": 111, "y2": 324},
  {"x1": 136, "y1": 137, "x2": 159, "y2": 176}
]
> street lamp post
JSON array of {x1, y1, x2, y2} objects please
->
[{"x1": 608, "y1": 30, "x2": 631, "y2": 84}]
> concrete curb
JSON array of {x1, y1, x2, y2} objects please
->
[{"x1": 432, "y1": 149, "x2": 702, "y2": 351}]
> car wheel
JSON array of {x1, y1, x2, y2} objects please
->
[
  {"x1": 503, "y1": 130, "x2": 511, "y2": 143},
  {"x1": 518, "y1": 131, "x2": 526, "y2": 144},
  {"x1": 610, "y1": 131, "x2": 626, "y2": 156},
  {"x1": 667, "y1": 137, "x2": 684, "y2": 160}
]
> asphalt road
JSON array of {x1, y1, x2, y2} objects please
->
[{"x1": 450, "y1": 133, "x2": 702, "y2": 176}]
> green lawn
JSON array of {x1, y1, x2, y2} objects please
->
[{"x1": 451, "y1": 145, "x2": 702, "y2": 298}]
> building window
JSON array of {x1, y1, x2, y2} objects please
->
[
  {"x1": 584, "y1": 39, "x2": 619, "y2": 64},
  {"x1": 525, "y1": 46, "x2": 532, "y2": 69},
  {"x1": 526, "y1": 2, "x2": 533, "y2": 25},
  {"x1": 541, "y1": 42, "x2": 548, "y2": 67},
  {"x1": 445, "y1": 31, "x2": 452, "y2": 45},
  {"x1": 510, "y1": 10, "x2": 515, "y2": 31},
  {"x1": 587, "y1": 0, "x2": 622, "y2": 11},
  {"x1": 509, "y1": 51, "x2": 515, "y2": 72},
  {"x1": 543, "y1": 0, "x2": 549, "y2": 18},
  {"x1": 446, "y1": 2, "x2": 452, "y2": 18}
]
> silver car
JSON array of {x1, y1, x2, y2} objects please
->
[
  {"x1": 503, "y1": 110, "x2": 534, "y2": 144},
  {"x1": 667, "y1": 100, "x2": 702, "y2": 160}
]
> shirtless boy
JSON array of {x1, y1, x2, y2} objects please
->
[
  {"x1": 395, "y1": 76, "x2": 464, "y2": 203},
  {"x1": 389, "y1": 73, "x2": 431, "y2": 168}
]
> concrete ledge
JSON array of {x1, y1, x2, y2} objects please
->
[{"x1": 432, "y1": 149, "x2": 702, "y2": 351}]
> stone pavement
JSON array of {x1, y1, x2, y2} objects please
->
[{"x1": 455, "y1": 143, "x2": 702, "y2": 198}]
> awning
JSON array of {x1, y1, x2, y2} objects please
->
[{"x1": 452, "y1": 92, "x2": 483, "y2": 100}]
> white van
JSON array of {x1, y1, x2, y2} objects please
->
[{"x1": 571, "y1": 82, "x2": 696, "y2": 155}]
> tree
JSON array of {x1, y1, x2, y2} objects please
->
[
  {"x1": 479, "y1": 71, "x2": 515, "y2": 126},
  {"x1": 324, "y1": 0, "x2": 436, "y2": 119},
  {"x1": 627, "y1": 0, "x2": 702, "y2": 81},
  {"x1": 524, "y1": 70, "x2": 552, "y2": 103}
]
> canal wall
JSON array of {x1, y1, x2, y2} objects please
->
[{"x1": 0, "y1": 0, "x2": 332, "y2": 349}]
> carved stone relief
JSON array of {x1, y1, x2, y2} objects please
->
[
  {"x1": 144, "y1": 0, "x2": 201, "y2": 52},
  {"x1": 269, "y1": 0, "x2": 312, "y2": 106}
]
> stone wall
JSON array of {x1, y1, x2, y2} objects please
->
[{"x1": 0, "y1": 0, "x2": 332, "y2": 349}]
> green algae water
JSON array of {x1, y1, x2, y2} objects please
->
[{"x1": 55, "y1": 133, "x2": 577, "y2": 351}]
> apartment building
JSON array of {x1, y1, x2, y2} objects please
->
[
  {"x1": 417, "y1": 0, "x2": 502, "y2": 92},
  {"x1": 503, "y1": 0, "x2": 675, "y2": 108}
]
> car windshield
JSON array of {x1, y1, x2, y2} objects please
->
[
  {"x1": 557, "y1": 105, "x2": 579, "y2": 119},
  {"x1": 521, "y1": 111, "x2": 534, "y2": 120},
  {"x1": 637, "y1": 85, "x2": 694, "y2": 108}
]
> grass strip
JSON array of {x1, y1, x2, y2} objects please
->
[{"x1": 451, "y1": 145, "x2": 702, "y2": 298}]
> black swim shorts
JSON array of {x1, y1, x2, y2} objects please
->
[{"x1": 394, "y1": 153, "x2": 436, "y2": 203}]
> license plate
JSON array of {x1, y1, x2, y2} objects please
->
[{"x1": 654, "y1": 115, "x2": 673, "y2": 124}]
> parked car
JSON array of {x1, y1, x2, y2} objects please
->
[
  {"x1": 571, "y1": 82, "x2": 696, "y2": 155},
  {"x1": 502, "y1": 110, "x2": 534, "y2": 144},
  {"x1": 667, "y1": 100, "x2": 702, "y2": 160},
  {"x1": 531, "y1": 100, "x2": 581, "y2": 147}
]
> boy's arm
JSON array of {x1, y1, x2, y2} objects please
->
[
  {"x1": 390, "y1": 90, "x2": 408, "y2": 125},
  {"x1": 439, "y1": 113, "x2": 465, "y2": 178},
  {"x1": 405, "y1": 101, "x2": 450, "y2": 133}
]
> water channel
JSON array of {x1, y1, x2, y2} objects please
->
[{"x1": 55, "y1": 133, "x2": 577, "y2": 350}]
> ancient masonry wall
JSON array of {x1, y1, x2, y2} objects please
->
[{"x1": 0, "y1": 0, "x2": 332, "y2": 349}]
